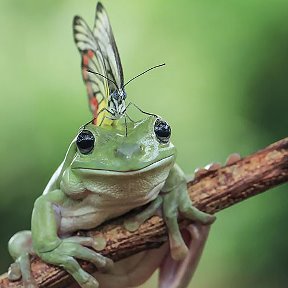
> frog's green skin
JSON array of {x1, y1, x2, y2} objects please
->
[{"x1": 7, "y1": 116, "x2": 215, "y2": 288}]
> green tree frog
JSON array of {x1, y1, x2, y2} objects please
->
[{"x1": 7, "y1": 116, "x2": 215, "y2": 288}]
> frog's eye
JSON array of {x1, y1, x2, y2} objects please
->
[
  {"x1": 154, "y1": 119, "x2": 171, "y2": 143},
  {"x1": 76, "y1": 130, "x2": 95, "y2": 154}
]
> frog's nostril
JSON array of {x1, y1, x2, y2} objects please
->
[{"x1": 116, "y1": 143, "x2": 141, "y2": 159}]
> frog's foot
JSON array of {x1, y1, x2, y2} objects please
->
[
  {"x1": 8, "y1": 254, "x2": 38, "y2": 288},
  {"x1": 39, "y1": 239, "x2": 113, "y2": 288},
  {"x1": 194, "y1": 152, "x2": 241, "y2": 179},
  {"x1": 159, "y1": 224, "x2": 211, "y2": 288},
  {"x1": 8, "y1": 262, "x2": 21, "y2": 281},
  {"x1": 124, "y1": 196, "x2": 163, "y2": 232},
  {"x1": 8, "y1": 231, "x2": 37, "y2": 288}
]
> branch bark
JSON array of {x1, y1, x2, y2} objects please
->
[{"x1": 1, "y1": 137, "x2": 288, "y2": 288}]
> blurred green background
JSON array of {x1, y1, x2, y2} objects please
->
[{"x1": 1, "y1": 0, "x2": 288, "y2": 287}]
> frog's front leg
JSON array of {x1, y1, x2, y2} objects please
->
[
  {"x1": 162, "y1": 164, "x2": 215, "y2": 260},
  {"x1": 124, "y1": 164, "x2": 215, "y2": 260},
  {"x1": 31, "y1": 190, "x2": 113, "y2": 288}
]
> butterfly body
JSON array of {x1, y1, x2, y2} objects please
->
[{"x1": 106, "y1": 88, "x2": 127, "y2": 120}]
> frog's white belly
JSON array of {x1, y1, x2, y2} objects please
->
[{"x1": 59, "y1": 157, "x2": 173, "y2": 234}]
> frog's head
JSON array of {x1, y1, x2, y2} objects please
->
[
  {"x1": 71, "y1": 116, "x2": 176, "y2": 172},
  {"x1": 61, "y1": 116, "x2": 175, "y2": 205}
]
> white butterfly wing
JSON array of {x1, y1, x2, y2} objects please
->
[
  {"x1": 73, "y1": 16, "x2": 110, "y2": 125},
  {"x1": 93, "y1": 3, "x2": 124, "y2": 92}
]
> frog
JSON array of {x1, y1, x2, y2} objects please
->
[{"x1": 7, "y1": 115, "x2": 215, "y2": 288}]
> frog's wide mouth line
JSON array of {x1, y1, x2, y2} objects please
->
[{"x1": 72, "y1": 155, "x2": 175, "y2": 175}]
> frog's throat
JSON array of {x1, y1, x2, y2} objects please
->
[{"x1": 72, "y1": 155, "x2": 175, "y2": 175}]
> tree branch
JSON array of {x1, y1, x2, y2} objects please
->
[{"x1": 1, "y1": 137, "x2": 288, "y2": 288}]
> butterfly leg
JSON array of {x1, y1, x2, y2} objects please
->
[
  {"x1": 125, "y1": 113, "x2": 136, "y2": 123},
  {"x1": 129, "y1": 102, "x2": 158, "y2": 117},
  {"x1": 98, "y1": 108, "x2": 116, "y2": 126},
  {"x1": 81, "y1": 108, "x2": 111, "y2": 129},
  {"x1": 124, "y1": 102, "x2": 132, "y2": 111},
  {"x1": 124, "y1": 115, "x2": 128, "y2": 137},
  {"x1": 123, "y1": 103, "x2": 136, "y2": 123}
]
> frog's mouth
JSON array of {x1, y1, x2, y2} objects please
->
[{"x1": 72, "y1": 155, "x2": 175, "y2": 175}]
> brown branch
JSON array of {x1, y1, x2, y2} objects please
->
[{"x1": 1, "y1": 137, "x2": 288, "y2": 288}]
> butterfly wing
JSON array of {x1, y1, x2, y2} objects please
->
[
  {"x1": 73, "y1": 16, "x2": 110, "y2": 125},
  {"x1": 93, "y1": 2, "x2": 124, "y2": 92}
]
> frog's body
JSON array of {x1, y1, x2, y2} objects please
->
[
  {"x1": 59, "y1": 158, "x2": 172, "y2": 233},
  {"x1": 8, "y1": 116, "x2": 215, "y2": 288}
]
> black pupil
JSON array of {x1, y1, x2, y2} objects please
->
[
  {"x1": 76, "y1": 130, "x2": 95, "y2": 154},
  {"x1": 154, "y1": 119, "x2": 171, "y2": 143}
]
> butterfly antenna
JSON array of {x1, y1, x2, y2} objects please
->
[
  {"x1": 87, "y1": 70, "x2": 119, "y2": 89},
  {"x1": 123, "y1": 63, "x2": 165, "y2": 88}
]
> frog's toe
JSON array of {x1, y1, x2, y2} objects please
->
[
  {"x1": 92, "y1": 236, "x2": 107, "y2": 251},
  {"x1": 225, "y1": 152, "x2": 241, "y2": 165},
  {"x1": 170, "y1": 241, "x2": 189, "y2": 261},
  {"x1": 194, "y1": 162, "x2": 221, "y2": 179},
  {"x1": 90, "y1": 251, "x2": 113, "y2": 272},
  {"x1": 180, "y1": 204, "x2": 216, "y2": 225},
  {"x1": 205, "y1": 162, "x2": 221, "y2": 171},
  {"x1": 194, "y1": 167, "x2": 209, "y2": 178},
  {"x1": 197, "y1": 213, "x2": 216, "y2": 225},
  {"x1": 8, "y1": 262, "x2": 21, "y2": 281},
  {"x1": 166, "y1": 226, "x2": 189, "y2": 261},
  {"x1": 97, "y1": 257, "x2": 113, "y2": 273},
  {"x1": 82, "y1": 275, "x2": 99, "y2": 288},
  {"x1": 71, "y1": 266, "x2": 99, "y2": 288},
  {"x1": 124, "y1": 218, "x2": 141, "y2": 232}
]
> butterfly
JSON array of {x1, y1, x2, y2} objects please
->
[{"x1": 73, "y1": 2, "x2": 164, "y2": 126}]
